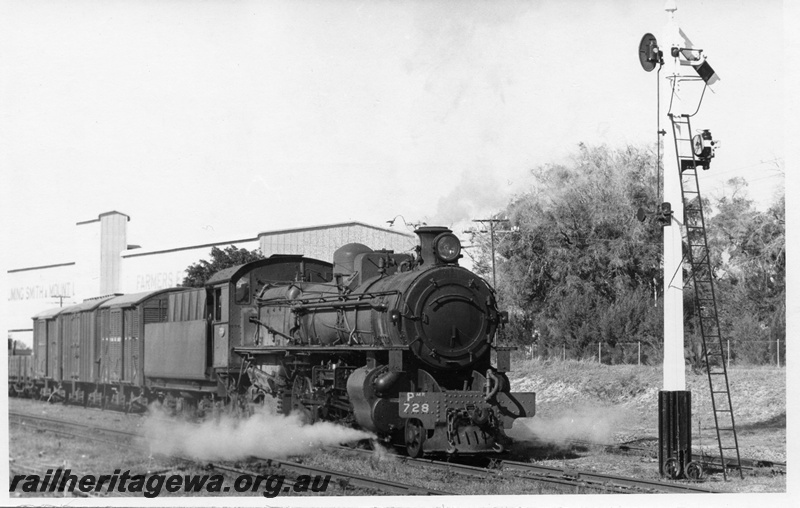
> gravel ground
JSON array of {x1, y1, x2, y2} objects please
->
[
  {"x1": 8, "y1": 362, "x2": 786, "y2": 495},
  {"x1": 507, "y1": 361, "x2": 786, "y2": 492}
]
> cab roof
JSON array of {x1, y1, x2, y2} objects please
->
[{"x1": 206, "y1": 255, "x2": 309, "y2": 285}]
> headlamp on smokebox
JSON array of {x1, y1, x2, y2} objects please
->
[{"x1": 433, "y1": 233, "x2": 461, "y2": 263}]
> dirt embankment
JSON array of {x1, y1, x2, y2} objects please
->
[{"x1": 507, "y1": 359, "x2": 786, "y2": 461}]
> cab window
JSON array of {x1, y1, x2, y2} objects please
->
[
  {"x1": 213, "y1": 287, "x2": 222, "y2": 321},
  {"x1": 235, "y1": 276, "x2": 250, "y2": 304}
]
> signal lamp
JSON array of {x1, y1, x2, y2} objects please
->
[
  {"x1": 691, "y1": 129, "x2": 716, "y2": 169},
  {"x1": 656, "y1": 202, "x2": 673, "y2": 227}
]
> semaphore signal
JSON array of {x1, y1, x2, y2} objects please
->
[{"x1": 638, "y1": 0, "x2": 741, "y2": 482}]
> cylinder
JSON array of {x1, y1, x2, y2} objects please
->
[{"x1": 658, "y1": 390, "x2": 691, "y2": 479}]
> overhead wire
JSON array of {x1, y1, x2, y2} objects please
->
[{"x1": 710, "y1": 157, "x2": 783, "y2": 176}]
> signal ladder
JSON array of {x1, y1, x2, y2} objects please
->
[{"x1": 669, "y1": 113, "x2": 743, "y2": 480}]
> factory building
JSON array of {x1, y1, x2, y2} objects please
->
[{"x1": 6, "y1": 211, "x2": 415, "y2": 347}]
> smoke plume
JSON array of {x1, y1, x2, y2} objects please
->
[
  {"x1": 143, "y1": 405, "x2": 375, "y2": 461},
  {"x1": 429, "y1": 168, "x2": 507, "y2": 227}
]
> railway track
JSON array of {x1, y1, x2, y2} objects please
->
[
  {"x1": 331, "y1": 446, "x2": 717, "y2": 494},
  {"x1": 9, "y1": 411, "x2": 142, "y2": 447},
  {"x1": 565, "y1": 437, "x2": 786, "y2": 475},
  {"x1": 10, "y1": 400, "x2": 784, "y2": 493},
  {"x1": 500, "y1": 460, "x2": 716, "y2": 493},
  {"x1": 9, "y1": 410, "x2": 449, "y2": 496}
]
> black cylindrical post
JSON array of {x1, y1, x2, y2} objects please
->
[{"x1": 658, "y1": 390, "x2": 692, "y2": 479}]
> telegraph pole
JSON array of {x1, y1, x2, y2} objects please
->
[{"x1": 471, "y1": 218, "x2": 508, "y2": 287}]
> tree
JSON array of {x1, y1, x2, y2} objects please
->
[
  {"x1": 703, "y1": 178, "x2": 785, "y2": 364},
  {"x1": 476, "y1": 143, "x2": 785, "y2": 366},
  {"x1": 182, "y1": 245, "x2": 265, "y2": 288},
  {"x1": 8, "y1": 338, "x2": 31, "y2": 353},
  {"x1": 476, "y1": 143, "x2": 663, "y2": 359}
]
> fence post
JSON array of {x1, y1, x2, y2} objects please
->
[
  {"x1": 638, "y1": 341, "x2": 641, "y2": 366},
  {"x1": 598, "y1": 342, "x2": 602, "y2": 364},
  {"x1": 777, "y1": 338, "x2": 781, "y2": 367},
  {"x1": 563, "y1": 344, "x2": 566, "y2": 361}
]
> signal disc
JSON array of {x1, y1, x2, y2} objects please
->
[{"x1": 639, "y1": 33, "x2": 659, "y2": 72}]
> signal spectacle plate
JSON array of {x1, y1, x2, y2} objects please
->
[
  {"x1": 639, "y1": 33, "x2": 659, "y2": 72},
  {"x1": 402, "y1": 267, "x2": 494, "y2": 370}
]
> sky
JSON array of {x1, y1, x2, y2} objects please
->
[{"x1": 0, "y1": 0, "x2": 789, "y2": 270}]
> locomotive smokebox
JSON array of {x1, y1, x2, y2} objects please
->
[{"x1": 415, "y1": 226, "x2": 462, "y2": 266}]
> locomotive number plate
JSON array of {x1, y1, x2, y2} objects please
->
[
  {"x1": 399, "y1": 392, "x2": 440, "y2": 427},
  {"x1": 401, "y1": 392, "x2": 430, "y2": 414}
]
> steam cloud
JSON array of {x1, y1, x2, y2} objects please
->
[
  {"x1": 143, "y1": 405, "x2": 375, "y2": 461},
  {"x1": 515, "y1": 408, "x2": 627, "y2": 447}
]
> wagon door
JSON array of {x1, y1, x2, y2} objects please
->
[
  {"x1": 80, "y1": 309, "x2": 97, "y2": 383},
  {"x1": 47, "y1": 318, "x2": 62, "y2": 381},
  {"x1": 99, "y1": 308, "x2": 110, "y2": 383},
  {"x1": 210, "y1": 284, "x2": 229, "y2": 368},
  {"x1": 107, "y1": 309, "x2": 123, "y2": 382},
  {"x1": 123, "y1": 306, "x2": 141, "y2": 384},
  {"x1": 71, "y1": 314, "x2": 82, "y2": 380},
  {"x1": 34, "y1": 319, "x2": 48, "y2": 378}
]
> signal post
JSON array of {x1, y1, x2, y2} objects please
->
[
  {"x1": 640, "y1": 0, "x2": 722, "y2": 479},
  {"x1": 660, "y1": 1, "x2": 690, "y2": 480}
]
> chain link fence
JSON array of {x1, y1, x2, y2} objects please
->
[{"x1": 522, "y1": 339, "x2": 785, "y2": 367}]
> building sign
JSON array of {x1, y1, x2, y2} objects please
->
[
  {"x1": 8, "y1": 282, "x2": 74, "y2": 302},
  {"x1": 135, "y1": 271, "x2": 187, "y2": 291}
]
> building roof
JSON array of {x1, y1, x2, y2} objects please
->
[
  {"x1": 121, "y1": 221, "x2": 413, "y2": 260},
  {"x1": 8, "y1": 262, "x2": 76, "y2": 274},
  {"x1": 76, "y1": 210, "x2": 130, "y2": 225},
  {"x1": 121, "y1": 237, "x2": 259, "y2": 259},
  {"x1": 257, "y1": 221, "x2": 414, "y2": 238}
]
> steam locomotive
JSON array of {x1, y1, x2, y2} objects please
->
[{"x1": 9, "y1": 226, "x2": 536, "y2": 457}]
